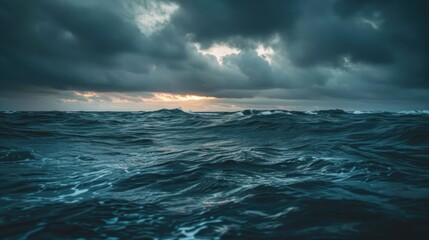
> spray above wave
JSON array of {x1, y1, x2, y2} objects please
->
[{"x1": 0, "y1": 110, "x2": 428, "y2": 239}]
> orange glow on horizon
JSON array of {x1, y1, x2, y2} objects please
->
[
  {"x1": 64, "y1": 91, "x2": 224, "y2": 111},
  {"x1": 151, "y1": 93, "x2": 216, "y2": 102},
  {"x1": 74, "y1": 91, "x2": 98, "y2": 98}
]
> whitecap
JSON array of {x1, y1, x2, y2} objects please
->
[
  {"x1": 305, "y1": 111, "x2": 318, "y2": 115},
  {"x1": 3, "y1": 111, "x2": 16, "y2": 114},
  {"x1": 351, "y1": 110, "x2": 370, "y2": 114},
  {"x1": 397, "y1": 110, "x2": 429, "y2": 115},
  {"x1": 259, "y1": 111, "x2": 273, "y2": 115}
]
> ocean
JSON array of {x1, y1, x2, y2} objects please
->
[{"x1": 1, "y1": 109, "x2": 428, "y2": 239}]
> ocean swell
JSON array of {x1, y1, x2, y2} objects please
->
[{"x1": 0, "y1": 110, "x2": 428, "y2": 239}]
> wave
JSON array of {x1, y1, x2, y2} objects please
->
[{"x1": 0, "y1": 110, "x2": 428, "y2": 239}]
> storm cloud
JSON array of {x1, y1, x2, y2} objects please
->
[{"x1": 0, "y1": 0, "x2": 428, "y2": 110}]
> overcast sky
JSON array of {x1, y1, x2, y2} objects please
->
[{"x1": 1, "y1": 0, "x2": 428, "y2": 111}]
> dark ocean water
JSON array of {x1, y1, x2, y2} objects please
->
[{"x1": 1, "y1": 109, "x2": 429, "y2": 239}]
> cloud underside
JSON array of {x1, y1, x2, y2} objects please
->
[{"x1": 0, "y1": 0, "x2": 428, "y2": 110}]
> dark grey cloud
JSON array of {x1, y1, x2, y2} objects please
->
[
  {"x1": 332, "y1": 0, "x2": 429, "y2": 88},
  {"x1": 172, "y1": 0, "x2": 429, "y2": 88},
  {"x1": 171, "y1": 0, "x2": 300, "y2": 47},
  {"x1": 0, "y1": 0, "x2": 428, "y2": 110}
]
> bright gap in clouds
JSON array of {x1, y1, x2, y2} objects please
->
[
  {"x1": 196, "y1": 42, "x2": 276, "y2": 65},
  {"x1": 256, "y1": 44, "x2": 275, "y2": 64},
  {"x1": 195, "y1": 43, "x2": 240, "y2": 64}
]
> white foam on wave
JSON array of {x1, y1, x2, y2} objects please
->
[
  {"x1": 305, "y1": 111, "x2": 318, "y2": 115},
  {"x1": 273, "y1": 110, "x2": 292, "y2": 115},
  {"x1": 258, "y1": 110, "x2": 291, "y2": 115},
  {"x1": 259, "y1": 111, "x2": 273, "y2": 115},
  {"x1": 397, "y1": 110, "x2": 429, "y2": 115},
  {"x1": 351, "y1": 110, "x2": 372, "y2": 114},
  {"x1": 3, "y1": 111, "x2": 16, "y2": 114}
]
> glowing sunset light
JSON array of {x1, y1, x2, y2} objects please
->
[
  {"x1": 74, "y1": 91, "x2": 98, "y2": 98},
  {"x1": 152, "y1": 93, "x2": 216, "y2": 102}
]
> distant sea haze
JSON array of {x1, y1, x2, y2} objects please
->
[{"x1": 1, "y1": 109, "x2": 428, "y2": 239}]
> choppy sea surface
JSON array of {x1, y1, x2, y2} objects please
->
[{"x1": 1, "y1": 109, "x2": 429, "y2": 239}]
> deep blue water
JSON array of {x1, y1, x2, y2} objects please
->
[{"x1": 1, "y1": 109, "x2": 429, "y2": 239}]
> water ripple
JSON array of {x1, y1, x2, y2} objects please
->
[{"x1": 0, "y1": 110, "x2": 428, "y2": 239}]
